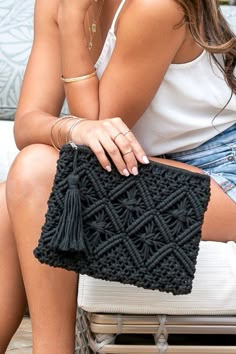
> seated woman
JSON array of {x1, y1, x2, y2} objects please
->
[{"x1": 0, "y1": 0, "x2": 235, "y2": 353}]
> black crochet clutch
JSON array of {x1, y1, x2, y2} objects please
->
[{"x1": 34, "y1": 144, "x2": 210, "y2": 295}]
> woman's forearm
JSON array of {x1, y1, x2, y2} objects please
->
[
  {"x1": 14, "y1": 111, "x2": 75, "y2": 150},
  {"x1": 58, "y1": 8, "x2": 99, "y2": 120},
  {"x1": 14, "y1": 110, "x2": 149, "y2": 177}
]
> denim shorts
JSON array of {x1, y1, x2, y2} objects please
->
[{"x1": 163, "y1": 124, "x2": 236, "y2": 203}]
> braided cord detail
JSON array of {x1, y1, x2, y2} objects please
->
[{"x1": 34, "y1": 145, "x2": 211, "y2": 295}]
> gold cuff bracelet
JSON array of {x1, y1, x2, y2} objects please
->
[{"x1": 61, "y1": 70, "x2": 97, "y2": 83}]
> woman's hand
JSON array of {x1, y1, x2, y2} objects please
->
[{"x1": 71, "y1": 118, "x2": 149, "y2": 176}]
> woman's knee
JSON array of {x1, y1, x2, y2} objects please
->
[
  {"x1": 0, "y1": 182, "x2": 12, "y2": 236},
  {"x1": 0, "y1": 182, "x2": 6, "y2": 202},
  {"x1": 6, "y1": 144, "x2": 59, "y2": 205}
]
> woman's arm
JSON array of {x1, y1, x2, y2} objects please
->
[
  {"x1": 58, "y1": 0, "x2": 99, "y2": 119},
  {"x1": 98, "y1": 0, "x2": 187, "y2": 126},
  {"x1": 15, "y1": 0, "x2": 186, "y2": 174},
  {"x1": 14, "y1": 0, "x2": 65, "y2": 149},
  {"x1": 15, "y1": 0, "x2": 100, "y2": 150},
  {"x1": 60, "y1": 0, "x2": 187, "y2": 129},
  {"x1": 16, "y1": 0, "x2": 101, "y2": 151},
  {"x1": 14, "y1": 0, "x2": 147, "y2": 176}
]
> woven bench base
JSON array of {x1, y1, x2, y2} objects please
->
[
  {"x1": 82, "y1": 346, "x2": 236, "y2": 354},
  {"x1": 76, "y1": 308, "x2": 236, "y2": 354}
]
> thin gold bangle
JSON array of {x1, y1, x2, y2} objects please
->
[
  {"x1": 50, "y1": 115, "x2": 79, "y2": 151},
  {"x1": 61, "y1": 70, "x2": 97, "y2": 83},
  {"x1": 57, "y1": 116, "x2": 79, "y2": 149},
  {"x1": 66, "y1": 118, "x2": 86, "y2": 144}
]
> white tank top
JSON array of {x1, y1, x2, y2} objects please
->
[{"x1": 95, "y1": 0, "x2": 236, "y2": 155}]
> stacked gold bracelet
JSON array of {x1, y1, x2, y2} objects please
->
[
  {"x1": 50, "y1": 115, "x2": 85, "y2": 151},
  {"x1": 66, "y1": 119, "x2": 85, "y2": 144}
]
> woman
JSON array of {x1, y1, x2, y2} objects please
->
[{"x1": 0, "y1": 0, "x2": 235, "y2": 352}]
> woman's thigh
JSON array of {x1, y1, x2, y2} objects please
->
[
  {"x1": 6, "y1": 144, "x2": 59, "y2": 202},
  {"x1": 6, "y1": 145, "x2": 78, "y2": 353}
]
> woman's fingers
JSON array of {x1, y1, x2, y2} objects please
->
[
  {"x1": 71, "y1": 117, "x2": 149, "y2": 175},
  {"x1": 110, "y1": 132, "x2": 138, "y2": 175},
  {"x1": 75, "y1": 120, "x2": 131, "y2": 175},
  {"x1": 124, "y1": 130, "x2": 150, "y2": 164},
  {"x1": 99, "y1": 121, "x2": 136, "y2": 176},
  {"x1": 111, "y1": 118, "x2": 149, "y2": 165},
  {"x1": 98, "y1": 133, "x2": 133, "y2": 176},
  {"x1": 89, "y1": 141, "x2": 113, "y2": 173}
]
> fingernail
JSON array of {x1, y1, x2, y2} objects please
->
[
  {"x1": 143, "y1": 156, "x2": 149, "y2": 164},
  {"x1": 123, "y1": 168, "x2": 130, "y2": 177},
  {"x1": 106, "y1": 165, "x2": 112, "y2": 172},
  {"x1": 132, "y1": 167, "x2": 138, "y2": 176}
]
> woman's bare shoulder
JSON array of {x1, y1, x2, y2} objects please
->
[
  {"x1": 122, "y1": 0, "x2": 185, "y2": 30},
  {"x1": 114, "y1": 0, "x2": 187, "y2": 62}
]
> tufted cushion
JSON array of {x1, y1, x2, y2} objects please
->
[
  {"x1": 0, "y1": 0, "x2": 68, "y2": 121},
  {"x1": 0, "y1": 0, "x2": 34, "y2": 121}
]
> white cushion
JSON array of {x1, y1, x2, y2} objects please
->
[
  {"x1": 0, "y1": 121, "x2": 18, "y2": 181},
  {"x1": 78, "y1": 241, "x2": 236, "y2": 315}
]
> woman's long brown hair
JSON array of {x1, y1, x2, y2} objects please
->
[{"x1": 175, "y1": 0, "x2": 236, "y2": 94}]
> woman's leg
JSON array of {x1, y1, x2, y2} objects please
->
[
  {"x1": 0, "y1": 182, "x2": 27, "y2": 353},
  {"x1": 6, "y1": 144, "x2": 78, "y2": 354},
  {"x1": 150, "y1": 157, "x2": 236, "y2": 242},
  {"x1": 4, "y1": 142, "x2": 235, "y2": 354}
]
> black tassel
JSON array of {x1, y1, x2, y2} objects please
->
[{"x1": 51, "y1": 174, "x2": 86, "y2": 254}]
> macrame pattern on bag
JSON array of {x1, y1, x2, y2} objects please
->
[{"x1": 34, "y1": 145, "x2": 211, "y2": 295}]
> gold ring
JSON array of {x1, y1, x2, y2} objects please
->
[
  {"x1": 113, "y1": 132, "x2": 123, "y2": 141},
  {"x1": 124, "y1": 130, "x2": 131, "y2": 136},
  {"x1": 123, "y1": 150, "x2": 133, "y2": 156}
]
